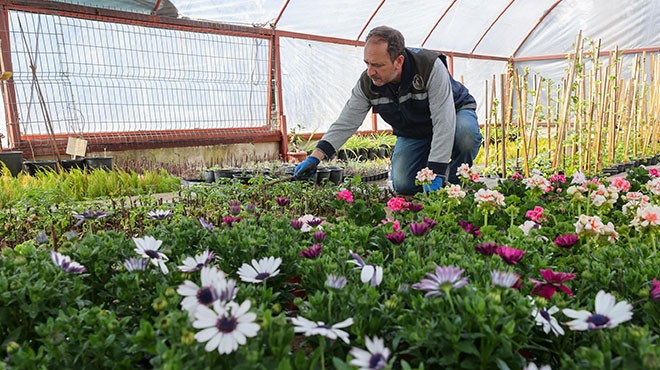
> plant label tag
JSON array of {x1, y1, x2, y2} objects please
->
[{"x1": 66, "y1": 137, "x2": 87, "y2": 158}]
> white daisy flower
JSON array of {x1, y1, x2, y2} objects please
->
[
  {"x1": 147, "y1": 209, "x2": 172, "y2": 220},
  {"x1": 291, "y1": 315, "x2": 354, "y2": 344},
  {"x1": 123, "y1": 257, "x2": 149, "y2": 272},
  {"x1": 133, "y1": 236, "x2": 169, "y2": 274},
  {"x1": 531, "y1": 305, "x2": 564, "y2": 336},
  {"x1": 178, "y1": 249, "x2": 216, "y2": 273},
  {"x1": 360, "y1": 265, "x2": 383, "y2": 287},
  {"x1": 523, "y1": 362, "x2": 551, "y2": 370},
  {"x1": 563, "y1": 290, "x2": 633, "y2": 331},
  {"x1": 178, "y1": 266, "x2": 237, "y2": 318},
  {"x1": 349, "y1": 336, "x2": 391, "y2": 370},
  {"x1": 192, "y1": 300, "x2": 260, "y2": 354},
  {"x1": 325, "y1": 274, "x2": 347, "y2": 290},
  {"x1": 237, "y1": 256, "x2": 281, "y2": 283},
  {"x1": 491, "y1": 270, "x2": 520, "y2": 289}
]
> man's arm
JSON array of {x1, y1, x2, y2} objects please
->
[
  {"x1": 312, "y1": 81, "x2": 372, "y2": 160},
  {"x1": 425, "y1": 58, "x2": 456, "y2": 180}
]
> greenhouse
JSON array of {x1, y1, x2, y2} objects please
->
[{"x1": 0, "y1": 0, "x2": 658, "y2": 369}]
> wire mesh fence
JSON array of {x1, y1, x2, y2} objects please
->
[{"x1": 3, "y1": 10, "x2": 277, "y2": 156}]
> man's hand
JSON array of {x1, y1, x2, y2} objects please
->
[
  {"x1": 294, "y1": 156, "x2": 320, "y2": 179},
  {"x1": 423, "y1": 176, "x2": 444, "y2": 192}
]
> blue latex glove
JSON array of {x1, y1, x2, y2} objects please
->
[
  {"x1": 423, "y1": 176, "x2": 444, "y2": 192},
  {"x1": 294, "y1": 156, "x2": 320, "y2": 179}
]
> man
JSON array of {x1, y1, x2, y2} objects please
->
[{"x1": 294, "y1": 26, "x2": 482, "y2": 194}]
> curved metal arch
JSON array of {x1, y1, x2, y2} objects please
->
[
  {"x1": 356, "y1": 0, "x2": 386, "y2": 41},
  {"x1": 420, "y1": 0, "x2": 458, "y2": 48},
  {"x1": 273, "y1": 0, "x2": 291, "y2": 28},
  {"x1": 512, "y1": 0, "x2": 563, "y2": 57},
  {"x1": 470, "y1": 0, "x2": 516, "y2": 54}
]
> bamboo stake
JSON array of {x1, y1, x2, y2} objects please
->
[
  {"x1": 515, "y1": 69, "x2": 530, "y2": 176},
  {"x1": 552, "y1": 30, "x2": 582, "y2": 170},
  {"x1": 500, "y1": 73, "x2": 508, "y2": 177}
]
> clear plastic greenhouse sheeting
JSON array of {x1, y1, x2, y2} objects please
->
[{"x1": 54, "y1": 1, "x2": 659, "y2": 58}]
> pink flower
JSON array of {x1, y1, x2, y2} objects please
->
[
  {"x1": 554, "y1": 233, "x2": 579, "y2": 248},
  {"x1": 386, "y1": 197, "x2": 409, "y2": 212},
  {"x1": 529, "y1": 269, "x2": 576, "y2": 300},
  {"x1": 386, "y1": 231, "x2": 407, "y2": 245},
  {"x1": 336, "y1": 190, "x2": 354, "y2": 203},
  {"x1": 525, "y1": 206, "x2": 547, "y2": 223},
  {"x1": 650, "y1": 168, "x2": 660, "y2": 177},
  {"x1": 650, "y1": 279, "x2": 660, "y2": 301},
  {"x1": 380, "y1": 219, "x2": 401, "y2": 232},
  {"x1": 510, "y1": 173, "x2": 523, "y2": 180},
  {"x1": 299, "y1": 244, "x2": 322, "y2": 259},
  {"x1": 496, "y1": 245, "x2": 525, "y2": 265},
  {"x1": 549, "y1": 174, "x2": 566, "y2": 183},
  {"x1": 610, "y1": 177, "x2": 631, "y2": 192}
]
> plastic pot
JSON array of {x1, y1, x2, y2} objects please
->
[
  {"x1": 85, "y1": 157, "x2": 113, "y2": 171},
  {"x1": 0, "y1": 151, "x2": 23, "y2": 177}
]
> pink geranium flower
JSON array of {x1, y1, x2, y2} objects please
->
[
  {"x1": 336, "y1": 189, "x2": 354, "y2": 203},
  {"x1": 649, "y1": 168, "x2": 659, "y2": 177},
  {"x1": 379, "y1": 218, "x2": 401, "y2": 232},
  {"x1": 529, "y1": 269, "x2": 576, "y2": 300},
  {"x1": 386, "y1": 197, "x2": 409, "y2": 212},
  {"x1": 610, "y1": 177, "x2": 631, "y2": 192},
  {"x1": 496, "y1": 245, "x2": 525, "y2": 265},
  {"x1": 525, "y1": 206, "x2": 547, "y2": 223}
]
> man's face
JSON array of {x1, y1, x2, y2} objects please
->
[{"x1": 364, "y1": 39, "x2": 403, "y2": 87}]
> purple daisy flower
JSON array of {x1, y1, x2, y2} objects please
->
[
  {"x1": 554, "y1": 233, "x2": 579, "y2": 248},
  {"x1": 409, "y1": 222, "x2": 430, "y2": 236},
  {"x1": 51, "y1": 251, "x2": 87, "y2": 274},
  {"x1": 386, "y1": 231, "x2": 407, "y2": 245},
  {"x1": 496, "y1": 245, "x2": 525, "y2": 265},
  {"x1": 475, "y1": 242, "x2": 500, "y2": 255},
  {"x1": 299, "y1": 244, "x2": 323, "y2": 259}
]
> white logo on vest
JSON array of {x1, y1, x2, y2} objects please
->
[{"x1": 412, "y1": 74, "x2": 425, "y2": 90}]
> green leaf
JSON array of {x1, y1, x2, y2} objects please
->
[{"x1": 495, "y1": 358, "x2": 511, "y2": 370}]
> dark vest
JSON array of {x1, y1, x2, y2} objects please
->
[{"x1": 359, "y1": 48, "x2": 476, "y2": 138}]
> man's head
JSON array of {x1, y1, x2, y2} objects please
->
[{"x1": 364, "y1": 26, "x2": 405, "y2": 86}]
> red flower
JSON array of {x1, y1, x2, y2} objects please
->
[{"x1": 529, "y1": 269, "x2": 576, "y2": 299}]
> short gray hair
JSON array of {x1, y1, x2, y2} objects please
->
[{"x1": 365, "y1": 26, "x2": 405, "y2": 62}]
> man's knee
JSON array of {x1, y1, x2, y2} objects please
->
[{"x1": 392, "y1": 177, "x2": 419, "y2": 195}]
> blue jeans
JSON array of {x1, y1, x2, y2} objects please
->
[{"x1": 390, "y1": 109, "x2": 482, "y2": 195}]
